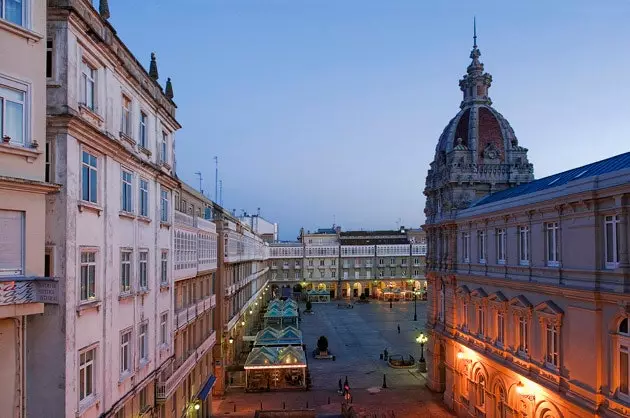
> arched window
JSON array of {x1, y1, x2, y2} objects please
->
[
  {"x1": 496, "y1": 385, "x2": 507, "y2": 418},
  {"x1": 619, "y1": 317, "x2": 629, "y2": 400},
  {"x1": 477, "y1": 374, "x2": 486, "y2": 407}
]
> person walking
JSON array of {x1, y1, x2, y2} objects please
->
[
  {"x1": 397, "y1": 324, "x2": 400, "y2": 334},
  {"x1": 338, "y1": 378, "x2": 343, "y2": 394}
]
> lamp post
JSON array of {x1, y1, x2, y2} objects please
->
[
  {"x1": 416, "y1": 333, "x2": 428, "y2": 372},
  {"x1": 413, "y1": 287, "x2": 417, "y2": 321}
]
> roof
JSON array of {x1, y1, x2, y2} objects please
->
[
  {"x1": 244, "y1": 346, "x2": 307, "y2": 368},
  {"x1": 315, "y1": 228, "x2": 337, "y2": 234},
  {"x1": 472, "y1": 151, "x2": 630, "y2": 208}
]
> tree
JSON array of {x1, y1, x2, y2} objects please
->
[
  {"x1": 317, "y1": 335, "x2": 329, "y2": 353},
  {"x1": 306, "y1": 300, "x2": 312, "y2": 311}
]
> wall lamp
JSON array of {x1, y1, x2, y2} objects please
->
[
  {"x1": 229, "y1": 336, "x2": 234, "y2": 344},
  {"x1": 516, "y1": 381, "x2": 535, "y2": 401}
]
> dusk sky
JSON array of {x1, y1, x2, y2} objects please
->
[{"x1": 108, "y1": 0, "x2": 630, "y2": 240}]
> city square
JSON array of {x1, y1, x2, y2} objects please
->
[{"x1": 214, "y1": 300, "x2": 454, "y2": 417}]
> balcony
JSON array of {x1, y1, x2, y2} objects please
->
[
  {"x1": 173, "y1": 294, "x2": 216, "y2": 331},
  {"x1": 0, "y1": 277, "x2": 59, "y2": 315},
  {"x1": 294, "y1": 264, "x2": 301, "y2": 270},
  {"x1": 282, "y1": 265, "x2": 289, "y2": 270},
  {"x1": 174, "y1": 211, "x2": 218, "y2": 281},
  {"x1": 156, "y1": 331, "x2": 216, "y2": 400},
  {"x1": 271, "y1": 265, "x2": 278, "y2": 270}
]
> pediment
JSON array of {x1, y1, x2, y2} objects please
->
[
  {"x1": 509, "y1": 295, "x2": 532, "y2": 309},
  {"x1": 534, "y1": 300, "x2": 563, "y2": 317},
  {"x1": 456, "y1": 285, "x2": 471, "y2": 296},
  {"x1": 470, "y1": 288, "x2": 488, "y2": 299},
  {"x1": 488, "y1": 291, "x2": 507, "y2": 302}
]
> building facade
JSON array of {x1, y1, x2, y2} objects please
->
[
  {"x1": 0, "y1": 1, "x2": 60, "y2": 417},
  {"x1": 268, "y1": 227, "x2": 427, "y2": 299},
  {"x1": 424, "y1": 36, "x2": 630, "y2": 418}
]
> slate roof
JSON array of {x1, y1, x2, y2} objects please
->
[{"x1": 472, "y1": 152, "x2": 630, "y2": 208}]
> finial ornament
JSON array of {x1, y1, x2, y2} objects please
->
[
  {"x1": 473, "y1": 17, "x2": 477, "y2": 48},
  {"x1": 99, "y1": 0, "x2": 110, "y2": 20},
  {"x1": 149, "y1": 53, "x2": 159, "y2": 81},
  {"x1": 165, "y1": 78, "x2": 174, "y2": 99}
]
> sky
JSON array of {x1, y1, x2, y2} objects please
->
[{"x1": 107, "y1": 0, "x2": 630, "y2": 240}]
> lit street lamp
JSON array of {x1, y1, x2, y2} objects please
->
[{"x1": 416, "y1": 333, "x2": 428, "y2": 372}]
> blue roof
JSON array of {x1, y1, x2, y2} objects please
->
[
  {"x1": 315, "y1": 228, "x2": 336, "y2": 234},
  {"x1": 473, "y1": 152, "x2": 630, "y2": 207}
]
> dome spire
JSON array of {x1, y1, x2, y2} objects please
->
[
  {"x1": 473, "y1": 16, "x2": 477, "y2": 48},
  {"x1": 458, "y1": 17, "x2": 492, "y2": 108}
]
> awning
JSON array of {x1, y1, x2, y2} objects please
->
[{"x1": 197, "y1": 375, "x2": 216, "y2": 401}]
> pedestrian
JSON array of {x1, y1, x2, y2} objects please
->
[
  {"x1": 344, "y1": 376, "x2": 348, "y2": 387},
  {"x1": 397, "y1": 324, "x2": 400, "y2": 334},
  {"x1": 338, "y1": 378, "x2": 343, "y2": 394}
]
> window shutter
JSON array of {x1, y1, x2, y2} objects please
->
[{"x1": 0, "y1": 210, "x2": 24, "y2": 275}]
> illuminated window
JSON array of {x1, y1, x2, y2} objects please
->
[{"x1": 619, "y1": 318, "x2": 629, "y2": 399}]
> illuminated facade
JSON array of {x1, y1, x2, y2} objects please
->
[{"x1": 424, "y1": 34, "x2": 630, "y2": 418}]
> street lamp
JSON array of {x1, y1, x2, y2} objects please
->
[
  {"x1": 416, "y1": 333, "x2": 428, "y2": 372},
  {"x1": 413, "y1": 287, "x2": 417, "y2": 321}
]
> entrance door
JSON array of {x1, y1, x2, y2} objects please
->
[
  {"x1": 364, "y1": 289, "x2": 369, "y2": 297},
  {"x1": 353, "y1": 288, "x2": 358, "y2": 297}
]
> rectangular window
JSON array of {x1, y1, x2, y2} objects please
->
[
  {"x1": 120, "y1": 250, "x2": 132, "y2": 294},
  {"x1": 139, "y1": 386, "x2": 148, "y2": 411},
  {"x1": 0, "y1": 85, "x2": 25, "y2": 145},
  {"x1": 139, "y1": 251, "x2": 148, "y2": 290},
  {"x1": 331, "y1": 270, "x2": 336, "y2": 278},
  {"x1": 477, "y1": 305, "x2": 485, "y2": 335},
  {"x1": 496, "y1": 228, "x2": 506, "y2": 264},
  {"x1": 160, "y1": 312, "x2": 168, "y2": 345},
  {"x1": 518, "y1": 226, "x2": 529, "y2": 265},
  {"x1": 139, "y1": 112, "x2": 148, "y2": 148},
  {"x1": 161, "y1": 250, "x2": 168, "y2": 285},
  {"x1": 79, "y1": 347, "x2": 95, "y2": 401},
  {"x1": 121, "y1": 170, "x2": 133, "y2": 212},
  {"x1": 0, "y1": 210, "x2": 24, "y2": 276},
  {"x1": 518, "y1": 316, "x2": 529, "y2": 353},
  {"x1": 379, "y1": 258, "x2": 384, "y2": 266},
  {"x1": 80, "y1": 251, "x2": 96, "y2": 301},
  {"x1": 46, "y1": 38, "x2": 54, "y2": 78},
  {"x1": 462, "y1": 232, "x2": 470, "y2": 263},
  {"x1": 81, "y1": 61, "x2": 96, "y2": 110},
  {"x1": 81, "y1": 151, "x2": 98, "y2": 203},
  {"x1": 605, "y1": 215, "x2": 620, "y2": 269},
  {"x1": 319, "y1": 259, "x2": 324, "y2": 267},
  {"x1": 462, "y1": 300, "x2": 468, "y2": 329},
  {"x1": 139, "y1": 178, "x2": 149, "y2": 217},
  {"x1": 121, "y1": 95, "x2": 131, "y2": 136},
  {"x1": 621, "y1": 345, "x2": 629, "y2": 395},
  {"x1": 478, "y1": 231, "x2": 486, "y2": 264},
  {"x1": 160, "y1": 131, "x2": 168, "y2": 163},
  {"x1": 545, "y1": 323, "x2": 559, "y2": 367},
  {"x1": 120, "y1": 330, "x2": 131, "y2": 374},
  {"x1": 497, "y1": 311, "x2": 505, "y2": 344},
  {"x1": 45, "y1": 141, "x2": 52, "y2": 182},
  {"x1": 546, "y1": 222, "x2": 560, "y2": 266},
  {"x1": 160, "y1": 189, "x2": 169, "y2": 222},
  {"x1": 1, "y1": 0, "x2": 25, "y2": 26},
  {"x1": 139, "y1": 322, "x2": 148, "y2": 362}
]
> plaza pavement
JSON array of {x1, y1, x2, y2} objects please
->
[{"x1": 213, "y1": 300, "x2": 454, "y2": 417}]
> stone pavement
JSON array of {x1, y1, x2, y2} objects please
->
[{"x1": 213, "y1": 300, "x2": 454, "y2": 417}]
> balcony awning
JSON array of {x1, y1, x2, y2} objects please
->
[{"x1": 197, "y1": 375, "x2": 216, "y2": 401}]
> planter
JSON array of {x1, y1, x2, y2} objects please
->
[{"x1": 417, "y1": 359, "x2": 427, "y2": 372}]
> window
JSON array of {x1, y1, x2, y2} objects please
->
[
  {"x1": 462, "y1": 300, "x2": 468, "y2": 329},
  {"x1": 496, "y1": 228, "x2": 506, "y2": 264},
  {"x1": 478, "y1": 231, "x2": 486, "y2": 264},
  {"x1": 139, "y1": 112, "x2": 148, "y2": 148},
  {"x1": 81, "y1": 61, "x2": 96, "y2": 110},
  {"x1": 139, "y1": 178, "x2": 149, "y2": 217},
  {"x1": 80, "y1": 251, "x2": 96, "y2": 301},
  {"x1": 121, "y1": 95, "x2": 131, "y2": 136},
  {"x1": 139, "y1": 322, "x2": 148, "y2": 362},
  {"x1": 605, "y1": 215, "x2": 620, "y2": 269},
  {"x1": 160, "y1": 250, "x2": 168, "y2": 285},
  {"x1": 319, "y1": 259, "x2": 324, "y2": 267},
  {"x1": 331, "y1": 270, "x2": 336, "y2": 278},
  {"x1": 46, "y1": 38, "x2": 54, "y2": 78},
  {"x1": 160, "y1": 189, "x2": 169, "y2": 222},
  {"x1": 478, "y1": 375, "x2": 486, "y2": 407},
  {"x1": 79, "y1": 347, "x2": 95, "y2": 401},
  {"x1": 546, "y1": 222, "x2": 559, "y2": 267},
  {"x1": 295, "y1": 271, "x2": 300, "y2": 279},
  {"x1": 496, "y1": 311, "x2": 505, "y2": 345},
  {"x1": 160, "y1": 131, "x2": 168, "y2": 163},
  {"x1": 81, "y1": 151, "x2": 98, "y2": 203},
  {"x1": 390, "y1": 258, "x2": 395, "y2": 265},
  {"x1": 308, "y1": 259, "x2": 313, "y2": 267},
  {"x1": 139, "y1": 251, "x2": 148, "y2": 290},
  {"x1": 414, "y1": 257, "x2": 420, "y2": 265},
  {"x1": 139, "y1": 386, "x2": 148, "y2": 411},
  {"x1": 0, "y1": 85, "x2": 25, "y2": 145},
  {"x1": 0, "y1": 210, "x2": 24, "y2": 276},
  {"x1": 545, "y1": 323, "x2": 559, "y2": 368},
  {"x1": 120, "y1": 330, "x2": 131, "y2": 374},
  {"x1": 0, "y1": 0, "x2": 25, "y2": 26},
  {"x1": 121, "y1": 170, "x2": 133, "y2": 212},
  {"x1": 519, "y1": 226, "x2": 529, "y2": 265},
  {"x1": 462, "y1": 232, "x2": 470, "y2": 263},
  {"x1": 160, "y1": 312, "x2": 168, "y2": 345},
  {"x1": 477, "y1": 304, "x2": 485, "y2": 336},
  {"x1": 45, "y1": 141, "x2": 52, "y2": 182},
  {"x1": 518, "y1": 316, "x2": 529, "y2": 353},
  {"x1": 618, "y1": 318, "x2": 629, "y2": 399},
  {"x1": 379, "y1": 258, "x2": 384, "y2": 266},
  {"x1": 120, "y1": 250, "x2": 132, "y2": 294}
]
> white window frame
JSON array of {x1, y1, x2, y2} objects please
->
[
  {"x1": 160, "y1": 250, "x2": 168, "y2": 285},
  {"x1": 519, "y1": 226, "x2": 529, "y2": 266},
  {"x1": 45, "y1": 140, "x2": 53, "y2": 182},
  {"x1": 121, "y1": 169, "x2": 133, "y2": 213},
  {"x1": 160, "y1": 188, "x2": 169, "y2": 222},
  {"x1": 0, "y1": 0, "x2": 28, "y2": 27},
  {"x1": 518, "y1": 316, "x2": 529, "y2": 354},
  {"x1": 478, "y1": 231, "x2": 486, "y2": 264},
  {"x1": 462, "y1": 232, "x2": 470, "y2": 263},
  {"x1": 120, "y1": 329, "x2": 132, "y2": 375},
  {"x1": 0, "y1": 210, "x2": 24, "y2": 276},
  {"x1": 496, "y1": 311, "x2": 505, "y2": 346},
  {"x1": 160, "y1": 312, "x2": 168, "y2": 346},
  {"x1": 79, "y1": 249, "x2": 96, "y2": 302},
  {"x1": 545, "y1": 322, "x2": 559, "y2": 368},
  {"x1": 160, "y1": 131, "x2": 168, "y2": 163},
  {"x1": 496, "y1": 228, "x2": 506, "y2": 264},
  {"x1": 46, "y1": 37, "x2": 54, "y2": 79},
  {"x1": 139, "y1": 250, "x2": 148, "y2": 290},
  {"x1": 120, "y1": 250, "x2": 132, "y2": 294},
  {"x1": 546, "y1": 222, "x2": 560, "y2": 267},
  {"x1": 81, "y1": 150, "x2": 98, "y2": 204},
  {"x1": 605, "y1": 215, "x2": 620, "y2": 269},
  {"x1": 138, "y1": 322, "x2": 149, "y2": 364},
  {"x1": 477, "y1": 374, "x2": 486, "y2": 408},
  {"x1": 80, "y1": 60, "x2": 96, "y2": 111},
  {"x1": 139, "y1": 178, "x2": 149, "y2": 217},
  {"x1": 139, "y1": 111, "x2": 148, "y2": 148},
  {"x1": 0, "y1": 77, "x2": 28, "y2": 146},
  {"x1": 121, "y1": 94, "x2": 132, "y2": 136},
  {"x1": 78, "y1": 346, "x2": 96, "y2": 403},
  {"x1": 461, "y1": 300, "x2": 468, "y2": 330},
  {"x1": 477, "y1": 304, "x2": 485, "y2": 336}
]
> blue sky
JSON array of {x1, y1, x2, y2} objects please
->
[{"x1": 108, "y1": 0, "x2": 630, "y2": 240}]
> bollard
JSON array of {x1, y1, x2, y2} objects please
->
[
  {"x1": 260, "y1": 401, "x2": 263, "y2": 410},
  {"x1": 382, "y1": 373, "x2": 388, "y2": 389},
  {"x1": 233, "y1": 404, "x2": 236, "y2": 412},
  {"x1": 283, "y1": 401, "x2": 286, "y2": 410},
  {"x1": 328, "y1": 396, "x2": 330, "y2": 404}
]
